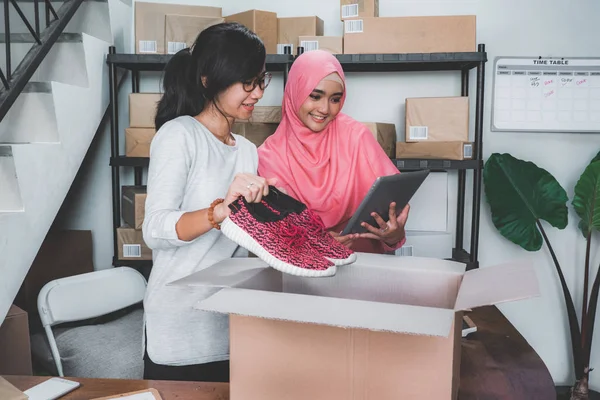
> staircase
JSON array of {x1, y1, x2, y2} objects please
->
[{"x1": 0, "y1": 0, "x2": 132, "y2": 322}]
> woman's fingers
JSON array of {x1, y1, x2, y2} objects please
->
[{"x1": 370, "y1": 212, "x2": 388, "y2": 231}]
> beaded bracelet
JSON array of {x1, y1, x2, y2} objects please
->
[{"x1": 208, "y1": 198, "x2": 225, "y2": 230}]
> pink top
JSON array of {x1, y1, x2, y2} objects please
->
[{"x1": 258, "y1": 50, "x2": 403, "y2": 254}]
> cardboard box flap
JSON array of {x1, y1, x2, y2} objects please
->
[
  {"x1": 195, "y1": 286, "x2": 455, "y2": 337},
  {"x1": 454, "y1": 259, "x2": 540, "y2": 311},
  {"x1": 168, "y1": 257, "x2": 268, "y2": 288}
]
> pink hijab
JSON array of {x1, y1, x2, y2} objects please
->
[{"x1": 258, "y1": 50, "x2": 399, "y2": 251}]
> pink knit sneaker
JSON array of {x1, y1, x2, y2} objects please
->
[
  {"x1": 220, "y1": 197, "x2": 336, "y2": 277},
  {"x1": 263, "y1": 187, "x2": 357, "y2": 266}
]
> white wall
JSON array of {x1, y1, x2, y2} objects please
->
[{"x1": 59, "y1": 0, "x2": 600, "y2": 388}]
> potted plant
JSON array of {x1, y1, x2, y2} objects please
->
[{"x1": 483, "y1": 150, "x2": 600, "y2": 400}]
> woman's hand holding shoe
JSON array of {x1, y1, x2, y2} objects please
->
[
  {"x1": 358, "y1": 202, "x2": 410, "y2": 246},
  {"x1": 212, "y1": 173, "x2": 277, "y2": 224}
]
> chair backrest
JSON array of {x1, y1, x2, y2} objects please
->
[{"x1": 38, "y1": 267, "x2": 147, "y2": 328}]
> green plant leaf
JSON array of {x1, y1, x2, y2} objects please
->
[
  {"x1": 592, "y1": 151, "x2": 600, "y2": 164},
  {"x1": 572, "y1": 161, "x2": 600, "y2": 237},
  {"x1": 483, "y1": 153, "x2": 568, "y2": 251}
]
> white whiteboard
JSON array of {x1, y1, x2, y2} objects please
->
[{"x1": 491, "y1": 57, "x2": 600, "y2": 132}]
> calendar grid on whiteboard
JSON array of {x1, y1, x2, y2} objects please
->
[{"x1": 491, "y1": 56, "x2": 600, "y2": 133}]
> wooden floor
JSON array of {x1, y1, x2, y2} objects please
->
[{"x1": 5, "y1": 306, "x2": 556, "y2": 400}]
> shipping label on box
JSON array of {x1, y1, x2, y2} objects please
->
[
  {"x1": 165, "y1": 14, "x2": 224, "y2": 54},
  {"x1": 225, "y1": 10, "x2": 278, "y2": 54},
  {"x1": 117, "y1": 227, "x2": 152, "y2": 260},
  {"x1": 135, "y1": 2, "x2": 221, "y2": 54},
  {"x1": 232, "y1": 122, "x2": 278, "y2": 147},
  {"x1": 122, "y1": 186, "x2": 147, "y2": 230},
  {"x1": 362, "y1": 122, "x2": 396, "y2": 158},
  {"x1": 343, "y1": 15, "x2": 476, "y2": 54},
  {"x1": 125, "y1": 128, "x2": 156, "y2": 158},
  {"x1": 405, "y1": 97, "x2": 469, "y2": 142},
  {"x1": 129, "y1": 93, "x2": 161, "y2": 128},
  {"x1": 277, "y1": 17, "x2": 324, "y2": 55},
  {"x1": 396, "y1": 141, "x2": 473, "y2": 160},
  {"x1": 340, "y1": 0, "x2": 379, "y2": 20},
  {"x1": 171, "y1": 255, "x2": 539, "y2": 400},
  {"x1": 299, "y1": 36, "x2": 343, "y2": 54}
]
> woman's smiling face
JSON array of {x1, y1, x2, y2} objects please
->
[{"x1": 297, "y1": 76, "x2": 344, "y2": 133}]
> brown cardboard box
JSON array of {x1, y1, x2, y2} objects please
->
[
  {"x1": 125, "y1": 128, "x2": 156, "y2": 158},
  {"x1": 165, "y1": 14, "x2": 224, "y2": 54},
  {"x1": 343, "y1": 15, "x2": 476, "y2": 54},
  {"x1": 117, "y1": 227, "x2": 152, "y2": 260},
  {"x1": 0, "y1": 305, "x2": 32, "y2": 375},
  {"x1": 362, "y1": 122, "x2": 396, "y2": 157},
  {"x1": 129, "y1": 93, "x2": 161, "y2": 128},
  {"x1": 340, "y1": 0, "x2": 379, "y2": 20},
  {"x1": 0, "y1": 376, "x2": 27, "y2": 400},
  {"x1": 299, "y1": 36, "x2": 343, "y2": 54},
  {"x1": 14, "y1": 230, "x2": 94, "y2": 314},
  {"x1": 225, "y1": 10, "x2": 278, "y2": 54},
  {"x1": 174, "y1": 255, "x2": 540, "y2": 400},
  {"x1": 122, "y1": 186, "x2": 147, "y2": 230},
  {"x1": 405, "y1": 97, "x2": 469, "y2": 142},
  {"x1": 135, "y1": 2, "x2": 221, "y2": 54},
  {"x1": 277, "y1": 17, "x2": 324, "y2": 55},
  {"x1": 396, "y1": 141, "x2": 473, "y2": 160},
  {"x1": 244, "y1": 106, "x2": 281, "y2": 123},
  {"x1": 232, "y1": 122, "x2": 278, "y2": 147}
]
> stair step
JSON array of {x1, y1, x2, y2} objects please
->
[
  {"x1": 0, "y1": 85, "x2": 59, "y2": 144},
  {"x1": 22, "y1": 81, "x2": 52, "y2": 93},
  {"x1": 0, "y1": 146, "x2": 24, "y2": 212},
  {"x1": 0, "y1": 32, "x2": 82, "y2": 43},
  {"x1": 0, "y1": 35, "x2": 88, "y2": 87}
]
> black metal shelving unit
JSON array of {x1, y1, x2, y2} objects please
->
[{"x1": 107, "y1": 43, "x2": 487, "y2": 274}]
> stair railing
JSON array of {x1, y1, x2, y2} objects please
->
[{"x1": 0, "y1": 0, "x2": 84, "y2": 121}]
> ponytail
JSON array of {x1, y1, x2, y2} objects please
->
[
  {"x1": 154, "y1": 22, "x2": 266, "y2": 130},
  {"x1": 154, "y1": 48, "x2": 205, "y2": 130}
]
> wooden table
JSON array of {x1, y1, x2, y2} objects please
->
[{"x1": 5, "y1": 306, "x2": 555, "y2": 400}]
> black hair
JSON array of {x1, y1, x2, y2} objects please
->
[{"x1": 154, "y1": 22, "x2": 266, "y2": 130}]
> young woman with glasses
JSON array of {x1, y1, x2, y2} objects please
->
[{"x1": 141, "y1": 22, "x2": 276, "y2": 382}]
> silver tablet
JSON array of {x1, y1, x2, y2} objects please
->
[{"x1": 340, "y1": 170, "x2": 430, "y2": 236}]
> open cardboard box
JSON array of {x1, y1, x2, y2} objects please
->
[{"x1": 171, "y1": 253, "x2": 539, "y2": 400}]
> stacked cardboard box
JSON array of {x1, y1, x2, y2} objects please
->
[
  {"x1": 135, "y1": 2, "x2": 223, "y2": 54},
  {"x1": 225, "y1": 10, "x2": 278, "y2": 54},
  {"x1": 118, "y1": 186, "x2": 151, "y2": 261},
  {"x1": 232, "y1": 106, "x2": 282, "y2": 147},
  {"x1": 338, "y1": 0, "x2": 476, "y2": 54},
  {"x1": 277, "y1": 16, "x2": 324, "y2": 55},
  {"x1": 396, "y1": 97, "x2": 472, "y2": 161},
  {"x1": 126, "y1": 93, "x2": 160, "y2": 157},
  {"x1": 361, "y1": 122, "x2": 396, "y2": 158}
]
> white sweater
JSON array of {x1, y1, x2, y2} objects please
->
[{"x1": 142, "y1": 116, "x2": 258, "y2": 366}]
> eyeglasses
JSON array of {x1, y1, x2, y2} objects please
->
[{"x1": 242, "y1": 71, "x2": 272, "y2": 92}]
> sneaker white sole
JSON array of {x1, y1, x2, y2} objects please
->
[
  {"x1": 221, "y1": 218, "x2": 337, "y2": 278},
  {"x1": 326, "y1": 252, "x2": 357, "y2": 266}
]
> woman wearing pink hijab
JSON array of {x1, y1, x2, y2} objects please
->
[{"x1": 258, "y1": 50, "x2": 409, "y2": 254}]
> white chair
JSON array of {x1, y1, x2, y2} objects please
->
[{"x1": 37, "y1": 267, "x2": 147, "y2": 377}]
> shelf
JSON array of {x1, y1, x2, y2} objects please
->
[
  {"x1": 112, "y1": 156, "x2": 482, "y2": 171},
  {"x1": 394, "y1": 158, "x2": 482, "y2": 171},
  {"x1": 336, "y1": 52, "x2": 487, "y2": 72},
  {"x1": 111, "y1": 156, "x2": 149, "y2": 167},
  {"x1": 449, "y1": 248, "x2": 478, "y2": 271},
  {"x1": 107, "y1": 53, "x2": 294, "y2": 72},
  {"x1": 114, "y1": 258, "x2": 153, "y2": 268},
  {"x1": 106, "y1": 52, "x2": 486, "y2": 73}
]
